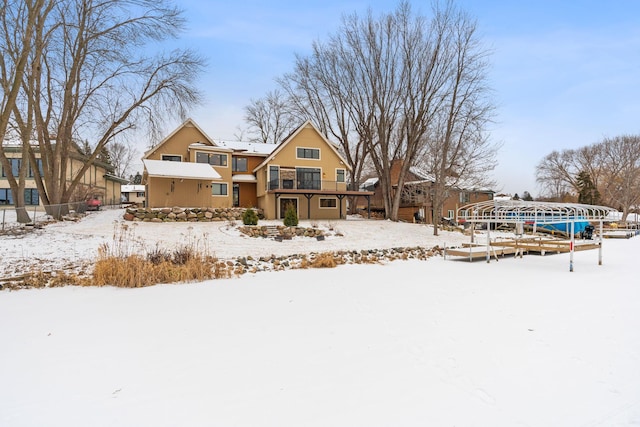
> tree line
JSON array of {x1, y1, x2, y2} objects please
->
[
  {"x1": 243, "y1": 1, "x2": 498, "y2": 234},
  {"x1": 0, "y1": 0, "x2": 204, "y2": 222},
  {"x1": 536, "y1": 135, "x2": 640, "y2": 222}
]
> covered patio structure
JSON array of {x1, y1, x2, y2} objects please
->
[{"x1": 455, "y1": 200, "x2": 616, "y2": 271}]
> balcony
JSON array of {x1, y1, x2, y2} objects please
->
[{"x1": 268, "y1": 179, "x2": 369, "y2": 193}]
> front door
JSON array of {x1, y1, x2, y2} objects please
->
[{"x1": 279, "y1": 197, "x2": 298, "y2": 219}]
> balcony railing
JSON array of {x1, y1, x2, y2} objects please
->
[{"x1": 268, "y1": 179, "x2": 371, "y2": 192}]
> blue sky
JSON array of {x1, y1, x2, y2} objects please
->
[{"x1": 163, "y1": 0, "x2": 640, "y2": 196}]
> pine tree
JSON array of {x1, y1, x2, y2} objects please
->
[
  {"x1": 242, "y1": 208, "x2": 259, "y2": 226},
  {"x1": 283, "y1": 205, "x2": 298, "y2": 227},
  {"x1": 576, "y1": 171, "x2": 601, "y2": 205}
]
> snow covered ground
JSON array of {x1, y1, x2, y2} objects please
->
[{"x1": 1, "y1": 208, "x2": 639, "y2": 426}]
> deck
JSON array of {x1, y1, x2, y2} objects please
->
[
  {"x1": 493, "y1": 237, "x2": 600, "y2": 255},
  {"x1": 444, "y1": 243, "x2": 522, "y2": 262}
]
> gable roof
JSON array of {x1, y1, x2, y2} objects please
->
[
  {"x1": 143, "y1": 159, "x2": 221, "y2": 180},
  {"x1": 253, "y1": 121, "x2": 352, "y2": 172},
  {"x1": 144, "y1": 118, "x2": 216, "y2": 159}
]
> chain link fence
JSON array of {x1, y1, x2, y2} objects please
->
[{"x1": 0, "y1": 202, "x2": 119, "y2": 233}]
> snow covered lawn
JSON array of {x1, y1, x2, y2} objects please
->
[{"x1": 1, "y1": 208, "x2": 639, "y2": 426}]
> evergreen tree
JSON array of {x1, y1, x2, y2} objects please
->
[
  {"x1": 512, "y1": 193, "x2": 520, "y2": 200},
  {"x1": 576, "y1": 171, "x2": 601, "y2": 205},
  {"x1": 283, "y1": 205, "x2": 298, "y2": 227},
  {"x1": 242, "y1": 208, "x2": 259, "y2": 226},
  {"x1": 522, "y1": 191, "x2": 534, "y2": 201}
]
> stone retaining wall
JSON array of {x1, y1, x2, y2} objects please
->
[
  {"x1": 238, "y1": 225, "x2": 326, "y2": 239},
  {"x1": 123, "y1": 207, "x2": 263, "y2": 222}
]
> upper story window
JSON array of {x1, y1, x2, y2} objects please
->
[
  {"x1": 459, "y1": 191, "x2": 470, "y2": 204},
  {"x1": 296, "y1": 167, "x2": 321, "y2": 190},
  {"x1": 269, "y1": 165, "x2": 279, "y2": 190},
  {"x1": 196, "y1": 152, "x2": 228, "y2": 167},
  {"x1": 232, "y1": 157, "x2": 248, "y2": 172},
  {"x1": 336, "y1": 169, "x2": 345, "y2": 183},
  {"x1": 1, "y1": 159, "x2": 21, "y2": 177},
  {"x1": 296, "y1": 147, "x2": 320, "y2": 159},
  {"x1": 28, "y1": 159, "x2": 43, "y2": 178},
  {"x1": 162, "y1": 155, "x2": 181, "y2": 162}
]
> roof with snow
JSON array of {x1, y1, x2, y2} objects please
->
[
  {"x1": 143, "y1": 159, "x2": 221, "y2": 180},
  {"x1": 217, "y1": 140, "x2": 276, "y2": 155},
  {"x1": 121, "y1": 185, "x2": 145, "y2": 193}
]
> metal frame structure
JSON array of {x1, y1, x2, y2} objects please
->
[{"x1": 457, "y1": 200, "x2": 616, "y2": 271}]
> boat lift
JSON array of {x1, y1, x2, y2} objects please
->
[{"x1": 456, "y1": 200, "x2": 616, "y2": 272}]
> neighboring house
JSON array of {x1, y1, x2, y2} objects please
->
[
  {"x1": 0, "y1": 143, "x2": 126, "y2": 207},
  {"x1": 360, "y1": 160, "x2": 494, "y2": 223},
  {"x1": 121, "y1": 184, "x2": 146, "y2": 206},
  {"x1": 142, "y1": 118, "x2": 373, "y2": 219}
]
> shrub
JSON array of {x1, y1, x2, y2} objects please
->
[
  {"x1": 242, "y1": 208, "x2": 259, "y2": 225},
  {"x1": 283, "y1": 205, "x2": 298, "y2": 227}
]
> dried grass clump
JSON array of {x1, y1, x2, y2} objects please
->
[
  {"x1": 93, "y1": 254, "x2": 225, "y2": 288},
  {"x1": 310, "y1": 252, "x2": 337, "y2": 268},
  {"x1": 92, "y1": 223, "x2": 226, "y2": 287}
]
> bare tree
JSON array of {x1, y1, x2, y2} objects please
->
[
  {"x1": 269, "y1": 2, "x2": 495, "y2": 221},
  {"x1": 244, "y1": 89, "x2": 296, "y2": 144},
  {"x1": 535, "y1": 149, "x2": 579, "y2": 199},
  {"x1": 279, "y1": 48, "x2": 371, "y2": 212},
  {"x1": 108, "y1": 141, "x2": 138, "y2": 178},
  {"x1": 3, "y1": 0, "x2": 205, "y2": 218},
  {"x1": 0, "y1": 0, "x2": 55, "y2": 222},
  {"x1": 600, "y1": 135, "x2": 640, "y2": 221},
  {"x1": 536, "y1": 136, "x2": 640, "y2": 221},
  {"x1": 419, "y1": 3, "x2": 497, "y2": 234}
]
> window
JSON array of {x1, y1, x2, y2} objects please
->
[
  {"x1": 296, "y1": 147, "x2": 320, "y2": 159},
  {"x1": 319, "y1": 198, "x2": 337, "y2": 208},
  {"x1": 24, "y1": 189, "x2": 39, "y2": 205},
  {"x1": 162, "y1": 155, "x2": 181, "y2": 162},
  {"x1": 232, "y1": 157, "x2": 247, "y2": 172},
  {"x1": 0, "y1": 189, "x2": 12, "y2": 204},
  {"x1": 2, "y1": 159, "x2": 21, "y2": 178},
  {"x1": 212, "y1": 183, "x2": 228, "y2": 196},
  {"x1": 136, "y1": 192, "x2": 145, "y2": 198},
  {"x1": 269, "y1": 166, "x2": 279, "y2": 190},
  {"x1": 233, "y1": 184, "x2": 239, "y2": 207},
  {"x1": 296, "y1": 168, "x2": 321, "y2": 190},
  {"x1": 336, "y1": 169, "x2": 345, "y2": 183},
  {"x1": 459, "y1": 191, "x2": 470, "y2": 204},
  {"x1": 28, "y1": 159, "x2": 43, "y2": 178},
  {"x1": 447, "y1": 210, "x2": 455, "y2": 219},
  {"x1": 197, "y1": 152, "x2": 227, "y2": 166}
]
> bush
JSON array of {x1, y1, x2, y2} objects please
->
[
  {"x1": 283, "y1": 205, "x2": 298, "y2": 227},
  {"x1": 242, "y1": 208, "x2": 259, "y2": 225}
]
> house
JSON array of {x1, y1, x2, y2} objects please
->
[
  {"x1": 360, "y1": 160, "x2": 493, "y2": 223},
  {"x1": 142, "y1": 118, "x2": 373, "y2": 220},
  {"x1": 0, "y1": 143, "x2": 126, "y2": 207},
  {"x1": 120, "y1": 184, "x2": 146, "y2": 206}
]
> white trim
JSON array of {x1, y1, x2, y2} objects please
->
[
  {"x1": 161, "y1": 154, "x2": 183, "y2": 162},
  {"x1": 195, "y1": 151, "x2": 228, "y2": 168},
  {"x1": 295, "y1": 146, "x2": 321, "y2": 160},
  {"x1": 211, "y1": 182, "x2": 228, "y2": 196},
  {"x1": 319, "y1": 197, "x2": 338, "y2": 209},
  {"x1": 335, "y1": 168, "x2": 346, "y2": 183}
]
